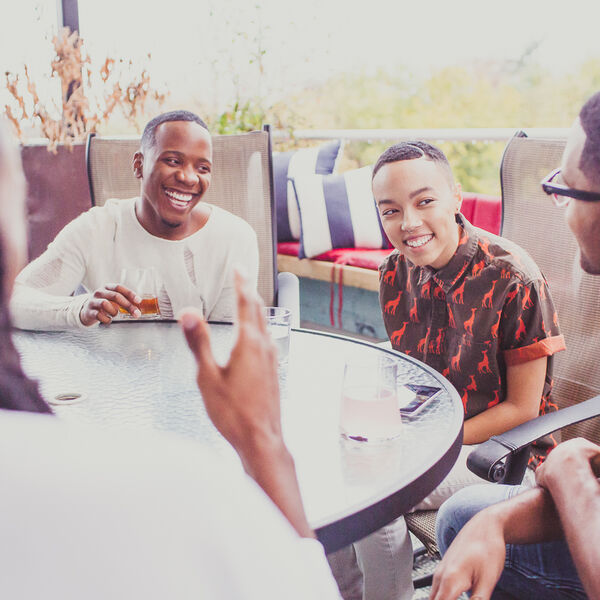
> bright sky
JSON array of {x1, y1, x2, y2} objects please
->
[{"x1": 3, "y1": 0, "x2": 600, "y2": 112}]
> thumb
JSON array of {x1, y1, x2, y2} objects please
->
[{"x1": 179, "y1": 309, "x2": 218, "y2": 376}]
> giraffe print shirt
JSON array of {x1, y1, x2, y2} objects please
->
[{"x1": 379, "y1": 215, "x2": 566, "y2": 464}]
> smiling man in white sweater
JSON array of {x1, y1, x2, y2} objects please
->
[{"x1": 10, "y1": 110, "x2": 259, "y2": 330}]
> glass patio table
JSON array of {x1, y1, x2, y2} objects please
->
[{"x1": 14, "y1": 321, "x2": 463, "y2": 553}]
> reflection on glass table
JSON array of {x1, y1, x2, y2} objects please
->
[{"x1": 14, "y1": 321, "x2": 463, "y2": 552}]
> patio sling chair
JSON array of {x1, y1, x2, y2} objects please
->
[
  {"x1": 468, "y1": 132, "x2": 600, "y2": 482},
  {"x1": 406, "y1": 132, "x2": 600, "y2": 588},
  {"x1": 85, "y1": 126, "x2": 299, "y2": 324}
]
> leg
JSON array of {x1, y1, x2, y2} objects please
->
[
  {"x1": 437, "y1": 485, "x2": 586, "y2": 600},
  {"x1": 354, "y1": 517, "x2": 414, "y2": 600},
  {"x1": 326, "y1": 544, "x2": 363, "y2": 600}
]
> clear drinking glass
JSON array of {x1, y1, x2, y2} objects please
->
[
  {"x1": 340, "y1": 355, "x2": 403, "y2": 443},
  {"x1": 119, "y1": 267, "x2": 160, "y2": 319},
  {"x1": 263, "y1": 307, "x2": 292, "y2": 364}
]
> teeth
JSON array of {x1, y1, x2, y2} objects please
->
[
  {"x1": 405, "y1": 234, "x2": 433, "y2": 248},
  {"x1": 165, "y1": 189, "x2": 193, "y2": 202}
]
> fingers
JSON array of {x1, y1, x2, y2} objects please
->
[
  {"x1": 103, "y1": 284, "x2": 142, "y2": 317},
  {"x1": 234, "y1": 270, "x2": 266, "y2": 333},
  {"x1": 179, "y1": 308, "x2": 218, "y2": 380}
]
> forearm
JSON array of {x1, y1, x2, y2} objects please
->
[
  {"x1": 486, "y1": 486, "x2": 564, "y2": 544},
  {"x1": 463, "y1": 400, "x2": 537, "y2": 444},
  {"x1": 10, "y1": 283, "x2": 90, "y2": 330},
  {"x1": 544, "y1": 454, "x2": 600, "y2": 597},
  {"x1": 237, "y1": 433, "x2": 315, "y2": 540}
]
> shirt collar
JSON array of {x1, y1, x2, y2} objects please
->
[{"x1": 414, "y1": 214, "x2": 479, "y2": 292}]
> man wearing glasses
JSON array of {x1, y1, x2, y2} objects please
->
[{"x1": 430, "y1": 92, "x2": 600, "y2": 600}]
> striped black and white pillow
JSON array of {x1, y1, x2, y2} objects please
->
[
  {"x1": 274, "y1": 141, "x2": 342, "y2": 242},
  {"x1": 291, "y1": 166, "x2": 390, "y2": 259}
]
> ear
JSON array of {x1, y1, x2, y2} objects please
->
[
  {"x1": 133, "y1": 151, "x2": 144, "y2": 179},
  {"x1": 453, "y1": 182, "x2": 463, "y2": 214}
]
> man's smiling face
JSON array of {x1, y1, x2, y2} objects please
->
[
  {"x1": 134, "y1": 120, "x2": 212, "y2": 239},
  {"x1": 373, "y1": 157, "x2": 462, "y2": 270}
]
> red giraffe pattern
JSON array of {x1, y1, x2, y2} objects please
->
[
  {"x1": 471, "y1": 260, "x2": 485, "y2": 277},
  {"x1": 421, "y1": 280, "x2": 432, "y2": 299},
  {"x1": 406, "y1": 271, "x2": 412, "y2": 294},
  {"x1": 383, "y1": 269, "x2": 396, "y2": 285},
  {"x1": 417, "y1": 327, "x2": 431, "y2": 353},
  {"x1": 461, "y1": 389, "x2": 469, "y2": 411},
  {"x1": 521, "y1": 286, "x2": 534, "y2": 310},
  {"x1": 448, "y1": 305, "x2": 456, "y2": 328},
  {"x1": 501, "y1": 268, "x2": 510, "y2": 279},
  {"x1": 435, "y1": 328, "x2": 445, "y2": 354},
  {"x1": 390, "y1": 321, "x2": 408, "y2": 345},
  {"x1": 458, "y1": 233, "x2": 468, "y2": 247},
  {"x1": 487, "y1": 389, "x2": 500, "y2": 408},
  {"x1": 464, "y1": 307, "x2": 477, "y2": 335},
  {"x1": 442, "y1": 366, "x2": 450, "y2": 378},
  {"x1": 515, "y1": 316, "x2": 526, "y2": 341},
  {"x1": 481, "y1": 280, "x2": 497, "y2": 308},
  {"x1": 450, "y1": 345, "x2": 462, "y2": 371},
  {"x1": 466, "y1": 375, "x2": 477, "y2": 392},
  {"x1": 433, "y1": 285, "x2": 445, "y2": 300},
  {"x1": 384, "y1": 290, "x2": 403, "y2": 315},
  {"x1": 409, "y1": 298, "x2": 420, "y2": 323},
  {"x1": 478, "y1": 348, "x2": 492, "y2": 374},
  {"x1": 490, "y1": 310, "x2": 502, "y2": 339},
  {"x1": 452, "y1": 280, "x2": 466, "y2": 304},
  {"x1": 553, "y1": 311, "x2": 559, "y2": 329},
  {"x1": 506, "y1": 284, "x2": 521, "y2": 304},
  {"x1": 461, "y1": 332, "x2": 472, "y2": 348}
]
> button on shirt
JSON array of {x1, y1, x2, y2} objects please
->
[{"x1": 379, "y1": 215, "x2": 565, "y2": 463}]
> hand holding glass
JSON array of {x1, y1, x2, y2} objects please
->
[
  {"x1": 118, "y1": 267, "x2": 160, "y2": 319},
  {"x1": 340, "y1": 356, "x2": 403, "y2": 443}
]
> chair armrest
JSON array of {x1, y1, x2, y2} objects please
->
[
  {"x1": 277, "y1": 272, "x2": 300, "y2": 328},
  {"x1": 467, "y1": 394, "x2": 600, "y2": 484}
]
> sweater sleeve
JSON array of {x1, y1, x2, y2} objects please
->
[{"x1": 10, "y1": 209, "x2": 102, "y2": 330}]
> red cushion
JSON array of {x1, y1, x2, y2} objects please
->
[{"x1": 461, "y1": 193, "x2": 501, "y2": 235}]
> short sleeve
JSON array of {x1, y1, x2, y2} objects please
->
[{"x1": 501, "y1": 277, "x2": 566, "y2": 366}]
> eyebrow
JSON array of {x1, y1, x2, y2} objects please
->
[
  {"x1": 376, "y1": 186, "x2": 435, "y2": 206},
  {"x1": 162, "y1": 150, "x2": 212, "y2": 165}
]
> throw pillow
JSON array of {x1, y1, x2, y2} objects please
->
[
  {"x1": 274, "y1": 140, "x2": 342, "y2": 242},
  {"x1": 291, "y1": 166, "x2": 391, "y2": 259}
]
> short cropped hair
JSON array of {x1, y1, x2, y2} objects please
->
[
  {"x1": 373, "y1": 141, "x2": 454, "y2": 185},
  {"x1": 141, "y1": 110, "x2": 209, "y2": 152},
  {"x1": 579, "y1": 92, "x2": 600, "y2": 187}
]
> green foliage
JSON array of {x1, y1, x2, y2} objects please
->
[
  {"x1": 277, "y1": 60, "x2": 600, "y2": 195},
  {"x1": 209, "y1": 100, "x2": 266, "y2": 135}
]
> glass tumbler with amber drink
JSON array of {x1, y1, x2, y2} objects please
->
[{"x1": 118, "y1": 267, "x2": 161, "y2": 319}]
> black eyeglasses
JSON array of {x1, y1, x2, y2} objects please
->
[{"x1": 541, "y1": 168, "x2": 600, "y2": 207}]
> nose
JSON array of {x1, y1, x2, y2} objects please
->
[
  {"x1": 175, "y1": 163, "x2": 199, "y2": 187},
  {"x1": 401, "y1": 207, "x2": 423, "y2": 231}
]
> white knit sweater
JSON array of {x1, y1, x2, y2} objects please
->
[{"x1": 10, "y1": 198, "x2": 259, "y2": 330}]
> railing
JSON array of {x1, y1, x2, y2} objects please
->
[{"x1": 272, "y1": 127, "x2": 570, "y2": 142}]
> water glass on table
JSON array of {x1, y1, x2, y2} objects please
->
[
  {"x1": 263, "y1": 307, "x2": 291, "y2": 365},
  {"x1": 119, "y1": 267, "x2": 161, "y2": 319},
  {"x1": 340, "y1": 355, "x2": 403, "y2": 443}
]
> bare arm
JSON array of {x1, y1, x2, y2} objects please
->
[
  {"x1": 535, "y1": 438, "x2": 600, "y2": 599},
  {"x1": 180, "y1": 272, "x2": 314, "y2": 539},
  {"x1": 430, "y1": 486, "x2": 563, "y2": 600},
  {"x1": 463, "y1": 356, "x2": 546, "y2": 444}
]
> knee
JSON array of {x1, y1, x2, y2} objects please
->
[{"x1": 436, "y1": 484, "x2": 505, "y2": 555}]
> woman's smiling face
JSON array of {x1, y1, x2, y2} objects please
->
[{"x1": 373, "y1": 156, "x2": 462, "y2": 270}]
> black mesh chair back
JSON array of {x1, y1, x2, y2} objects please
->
[{"x1": 500, "y1": 133, "x2": 600, "y2": 444}]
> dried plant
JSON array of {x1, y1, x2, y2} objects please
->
[{"x1": 4, "y1": 28, "x2": 165, "y2": 152}]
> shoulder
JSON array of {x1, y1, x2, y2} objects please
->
[
  {"x1": 207, "y1": 204, "x2": 256, "y2": 238},
  {"x1": 471, "y1": 226, "x2": 544, "y2": 284},
  {"x1": 379, "y1": 249, "x2": 402, "y2": 273}
]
